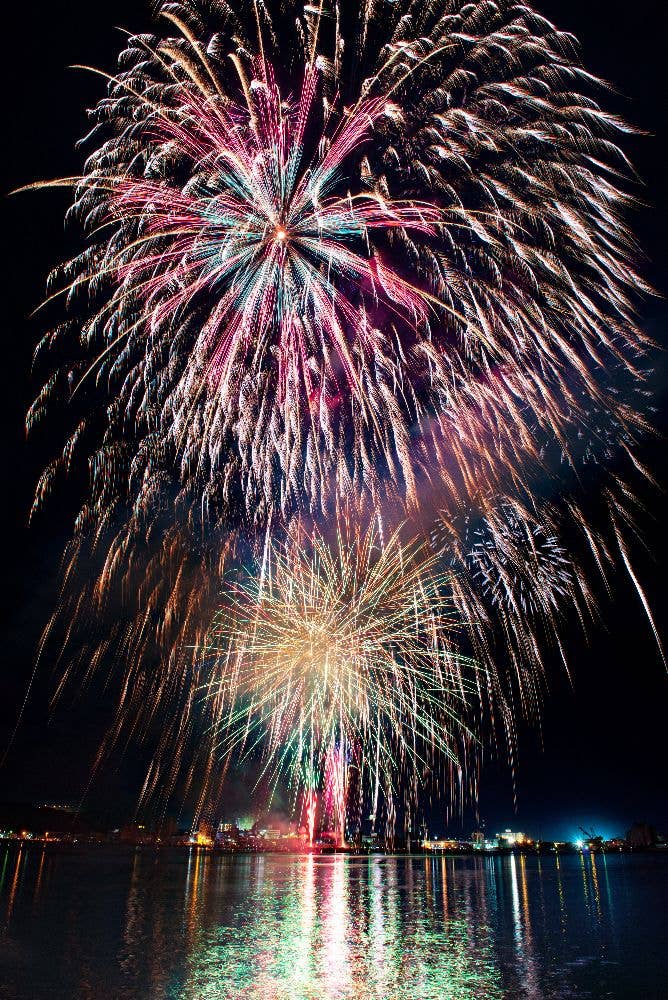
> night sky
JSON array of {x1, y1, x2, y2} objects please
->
[{"x1": 1, "y1": 0, "x2": 666, "y2": 842}]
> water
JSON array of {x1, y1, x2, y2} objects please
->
[{"x1": 0, "y1": 847, "x2": 666, "y2": 999}]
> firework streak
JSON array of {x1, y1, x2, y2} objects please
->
[{"x1": 22, "y1": 0, "x2": 658, "y2": 826}]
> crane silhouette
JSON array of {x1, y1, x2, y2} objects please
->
[{"x1": 579, "y1": 825, "x2": 603, "y2": 847}]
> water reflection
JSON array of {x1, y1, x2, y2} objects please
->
[
  {"x1": 4, "y1": 846, "x2": 25, "y2": 926},
  {"x1": 1, "y1": 847, "x2": 666, "y2": 1000},
  {"x1": 177, "y1": 855, "x2": 507, "y2": 999}
]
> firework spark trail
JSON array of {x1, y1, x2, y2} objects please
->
[{"x1": 20, "y1": 0, "x2": 659, "y2": 819}]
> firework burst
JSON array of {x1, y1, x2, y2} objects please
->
[
  {"x1": 100, "y1": 57, "x2": 441, "y2": 508},
  {"x1": 21, "y1": 0, "x2": 658, "y2": 818},
  {"x1": 204, "y1": 522, "x2": 482, "y2": 838}
]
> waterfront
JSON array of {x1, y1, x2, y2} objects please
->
[{"x1": 1, "y1": 848, "x2": 666, "y2": 999}]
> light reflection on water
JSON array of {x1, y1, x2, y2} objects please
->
[{"x1": 1, "y1": 847, "x2": 667, "y2": 999}]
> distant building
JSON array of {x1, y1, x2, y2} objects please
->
[
  {"x1": 471, "y1": 830, "x2": 485, "y2": 847},
  {"x1": 604, "y1": 838, "x2": 626, "y2": 851},
  {"x1": 626, "y1": 822, "x2": 657, "y2": 848},
  {"x1": 361, "y1": 830, "x2": 381, "y2": 851},
  {"x1": 119, "y1": 823, "x2": 153, "y2": 845},
  {"x1": 496, "y1": 829, "x2": 527, "y2": 848},
  {"x1": 156, "y1": 817, "x2": 178, "y2": 842},
  {"x1": 423, "y1": 838, "x2": 461, "y2": 851},
  {"x1": 216, "y1": 822, "x2": 239, "y2": 848}
]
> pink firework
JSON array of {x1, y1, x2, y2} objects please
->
[
  {"x1": 305, "y1": 789, "x2": 318, "y2": 848},
  {"x1": 108, "y1": 59, "x2": 437, "y2": 411},
  {"x1": 323, "y1": 745, "x2": 348, "y2": 847}
]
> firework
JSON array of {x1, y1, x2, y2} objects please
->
[
  {"x1": 29, "y1": 0, "x2": 650, "y2": 515},
  {"x1": 203, "y1": 522, "x2": 482, "y2": 838},
  {"x1": 22, "y1": 0, "x2": 657, "y2": 816}
]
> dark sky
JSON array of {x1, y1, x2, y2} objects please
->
[{"x1": 0, "y1": 0, "x2": 666, "y2": 841}]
